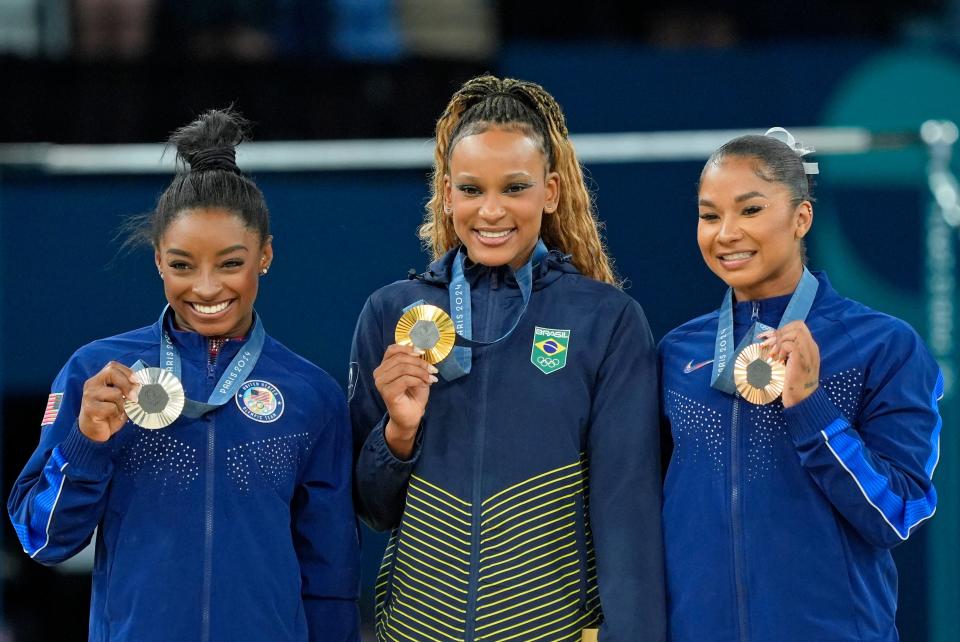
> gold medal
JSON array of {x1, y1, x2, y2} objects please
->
[
  {"x1": 124, "y1": 367, "x2": 185, "y2": 429},
  {"x1": 733, "y1": 343, "x2": 786, "y2": 405},
  {"x1": 395, "y1": 304, "x2": 456, "y2": 365}
]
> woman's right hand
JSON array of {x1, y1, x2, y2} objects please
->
[
  {"x1": 374, "y1": 344, "x2": 438, "y2": 459},
  {"x1": 78, "y1": 362, "x2": 141, "y2": 443}
]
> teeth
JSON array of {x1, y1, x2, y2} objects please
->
[
  {"x1": 721, "y1": 252, "x2": 754, "y2": 260},
  {"x1": 191, "y1": 301, "x2": 230, "y2": 315},
  {"x1": 478, "y1": 229, "x2": 512, "y2": 238}
]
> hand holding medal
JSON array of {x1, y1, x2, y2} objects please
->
[
  {"x1": 374, "y1": 338, "x2": 440, "y2": 460},
  {"x1": 79, "y1": 361, "x2": 143, "y2": 442},
  {"x1": 758, "y1": 320, "x2": 820, "y2": 407},
  {"x1": 709, "y1": 269, "x2": 820, "y2": 406}
]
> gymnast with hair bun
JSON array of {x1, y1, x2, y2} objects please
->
[
  {"x1": 659, "y1": 128, "x2": 943, "y2": 641},
  {"x1": 9, "y1": 108, "x2": 360, "y2": 642}
]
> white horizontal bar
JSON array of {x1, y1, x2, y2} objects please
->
[{"x1": 0, "y1": 127, "x2": 898, "y2": 174}]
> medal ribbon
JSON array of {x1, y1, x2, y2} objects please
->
[
  {"x1": 410, "y1": 240, "x2": 547, "y2": 381},
  {"x1": 710, "y1": 268, "x2": 818, "y2": 396},
  {"x1": 133, "y1": 305, "x2": 266, "y2": 418}
]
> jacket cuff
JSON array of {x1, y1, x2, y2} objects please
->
[
  {"x1": 365, "y1": 415, "x2": 422, "y2": 469},
  {"x1": 783, "y1": 387, "x2": 844, "y2": 442},
  {"x1": 58, "y1": 421, "x2": 124, "y2": 478}
]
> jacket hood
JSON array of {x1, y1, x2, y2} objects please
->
[{"x1": 415, "y1": 245, "x2": 579, "y2": 291}]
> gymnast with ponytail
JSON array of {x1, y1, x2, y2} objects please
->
[{"x1": 350, "y1": 75, "x2": 666, "y2": 642}]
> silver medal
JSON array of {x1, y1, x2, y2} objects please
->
[{"x1": 124, "y1": 367, "x2": 185, "y2": 429}]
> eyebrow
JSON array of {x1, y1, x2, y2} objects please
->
[
  {"x1": 165, "y1": 245, "x2": 249, "y2": 257},
  {"x1": 698, "y1": 191, "x2": 766, "y2": 207},
  {"x1": 454, "y1": 172, "x2": 535, "y2": 182}
]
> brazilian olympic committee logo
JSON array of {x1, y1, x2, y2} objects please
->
[
  {"x1": 531, "y1": 326, "x2": 570, "y2": 374},
  {"x1": 236, "y1": 380, "x2": 284, "y2": 423}
]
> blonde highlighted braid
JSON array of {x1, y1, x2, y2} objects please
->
[{"x1": 419, "y1": 74, "x2": 619, "y2": 286}]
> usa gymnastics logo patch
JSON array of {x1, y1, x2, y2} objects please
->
[{"x1": 236, "y1": 380, "x2": 284, "y2": 423}]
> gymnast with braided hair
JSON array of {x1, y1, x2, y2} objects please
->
[{"x1": 350, "y1": 75, "x2": 666, "y2": 641}]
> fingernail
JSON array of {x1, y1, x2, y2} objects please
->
[
  {"x1": 128, "y1": 384, "x2": 141, "y2": 403},
  {"x1": 413, "y1": 348, "x2": 425, "y2": 356},
  {"x1": 427, "y1": 365, "x2": 439, "y2": 374},
  {"x1": 429, "y1": 375, "x2": 439, "y2": 383}
]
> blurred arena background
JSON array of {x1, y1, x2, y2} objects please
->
[{"x1": 1, "y1": 1, "x2": 959, "y2": 640}]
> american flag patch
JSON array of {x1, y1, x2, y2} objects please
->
[
  {"x1": 41, "y1": 393, "x2": 63, "y2": 427},
  {"x1": 249, "y1": 389, "x2": 272, "y2": 403}
]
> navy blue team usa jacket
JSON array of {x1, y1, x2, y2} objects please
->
[
  {"x1": 659, "y1": 272, "x2": 942, "y2": 642},
  {"x1": 9, "y1": 313, "x2": 360, "y2": 642},
  {"x1": 350, "y1": 248, "x2": 666, "y2": 642}
]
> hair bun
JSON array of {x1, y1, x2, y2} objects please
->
[
  {"x1": 169, "y1": 108, "x2": 249, "y2": 174},
  {"x1": 764, "y1": 127, "x2": 819, "y2": 175},
  {"x1": 189, "y1": 147, "x2": 240, "y2": 174}
]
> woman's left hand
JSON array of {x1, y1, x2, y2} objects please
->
[{"x1": 760, "y1": 320, "x2": 820, "y2": 408}]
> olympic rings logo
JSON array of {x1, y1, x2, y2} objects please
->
[{"x1": 537, "y1": 356, "x2": 560, "y2": 367}]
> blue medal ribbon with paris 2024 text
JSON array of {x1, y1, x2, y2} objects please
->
[
  {"x1": 132, "y1": 305, "x2": 265, "y2": 418},
  {"x1": 709, "y1": 267, "x2": 819, "y2": 397},
  {"x1": 403, "y1": 239, "x2": 549, "y2": 382}
]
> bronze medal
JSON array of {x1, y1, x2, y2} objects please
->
[
  {"x1": 733, "y1": 343, "x2": 786, "y2": 405},
  {"x1": 395, "y1": 304, "x2": 456, "y2": 365}
]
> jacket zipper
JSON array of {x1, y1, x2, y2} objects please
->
[
  {"x1": 465, "y1": 269, "x2": 498, "y2": 642},
  {"x1": 201, "y1": 341, "x2": 218, "y2": 642},
  {"x1": 731, "y1": 396, "x2": 749, "y2": 641},
  {"x1": 574, "y1": 491, "x2": 589, "y2": 609},
  {"x1": 731, "y1": 302, "x2": 757, "y2": 641}
]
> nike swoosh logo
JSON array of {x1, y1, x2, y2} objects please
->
[{"x1": 683, "y1": 359, "x2": 714, "y2": 374}]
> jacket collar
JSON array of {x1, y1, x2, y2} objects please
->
[
  {"x1": 731, "y1": 270, "x2": 836, "y2": 326},
  {"x1": 153, "y1": 308, "x2": 253, "y2": 364},
  {"x1": 417, "y1": 245, "x2": 578, "y2": 291}
]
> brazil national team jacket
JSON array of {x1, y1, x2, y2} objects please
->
[
  {"x1": 350, "y1": 248, "x2": 666, "y2": 642},
  {"x1": 659, "y1": 272, "x2": 942, "y2": 642},
  {"x1": 9, "y1": 312, "x2": 360, "y2": 642}
]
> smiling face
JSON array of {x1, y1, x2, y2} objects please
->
[
  {"x1": 155, "y1": 207, "x2": 272, "y2": 337},
  {"x1": 697, "y1": 155, "x2": 812, "y2": 301},
  {"x1": 443, "y1": 127, "x2": 559, "y2": 270}
]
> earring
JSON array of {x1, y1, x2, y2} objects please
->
[
  {"x1": 260, "y1": 268, "x2": 268, "y2": 276},
  {"x1": 158, "y1": 271, "x2": 164, "y2": 279},
  {"x1": 443, "y1": 205, "x2": 452, "y2": 214}
]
